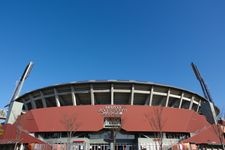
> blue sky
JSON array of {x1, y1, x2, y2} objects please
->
[{"x1": 0, "y1": 0, "x2": 225, "y2": 109}]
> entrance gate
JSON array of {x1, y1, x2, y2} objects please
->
[
  {"x1": 115, "y1": 144, "x2": 136, "y2": 150},
  {"x1": 90, "y1": 144, "x2": 110, "y2": 150},
  {"x1": 89, "y1": 143, "x2": 137, "y2": 150},
  {"x1": 70, "y1": 143, "x2": 86, "y2": 150}
]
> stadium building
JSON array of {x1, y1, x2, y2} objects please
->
[{"x1": 1, "y1": 80, "x2": 224, "y2": 150}]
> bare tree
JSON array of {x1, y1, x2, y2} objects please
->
[
  {"x1": 108, "y1": 116, "x2": 123, "y2": 149},
  {"x1": 99, "y1": 105, "x2": 126, "y2": 150},
  {"x1": 213, "y1": 110, "x2": 225, "y2": 150},
  {"x1": 145, "y1": 106, "x2": 165, "y2": 150},
  {"x1": 13, "y1": 113, "x2": 23, "y2": 150},
  {"x1": 213, "y1": 123, "x2": 225, "y2": 150},
  {"x1": 61, "y1": 113, "x2": 80, "y2": 150}
]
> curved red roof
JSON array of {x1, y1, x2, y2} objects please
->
[
  {"x1": 16, "y1": 105, "x2": 210, "y2": 133},
  {"x1": 0, "y1": 124, "x2": 48, "y2": 144},
  {"x1": 182, "y1": 124, "x2": 225, "y2": 144}
]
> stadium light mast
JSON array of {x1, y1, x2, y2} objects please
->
[
  {"x1": 5, "y1": 62, "x2": 33, "y2": 124},
  {"x1": 191, "y1": 62, "x2": 217, "y2": 124},
  {"x1": 10, "y1": 62, "x2": 33, "y2": 102}
]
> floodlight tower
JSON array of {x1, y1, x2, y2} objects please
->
[
  {"x1": 5, "y1": 62, "x2": 33, "y2": 124},
  {"x1": 191, "y1": 63, "x2": 217, "y2": 124}
]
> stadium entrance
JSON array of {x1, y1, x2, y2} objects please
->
[{"x1": 89, "y1": 143, "x2": 136, "y2": 150}]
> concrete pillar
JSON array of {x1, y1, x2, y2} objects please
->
[
  {"x1": 209, "y1": 102, "x2": 217, "y2": 124},
  {"x1": 179, "y1": 93, "x2": 184, "y2": 109},
  {"x1": 149, "y1": 86, "x2": 154, "y2": 106},
  {"x1": 90, "y1": 85, "x2": 95, "y2": 105},
  {"x1": 110, "y1": 142, "x2": 114, "y2": 150},
  {"x1": 197, "y1": 100, "x2": 201, "y2": 112},
  {"x1": 130, "y1": 84, "x2": 134, "y2": 105},
  {"x1": 165, "y1": 89, "x2": 170, "y2": 107},
  {"x1": 40, "y1": 91, "x2": 47, "y2": 108},
  {"x1": 5, "y1": 101, "x2": 23, "y2": 124},
  {"x1": 19, "y1": 144, "x2": 24, "y2": 150},
  {"x1": 111, "y1": 84, "x2": 114, "y2": 105},
  {"x1": 22, "y1": 99, "x2": 28, "y2": 111},
  {"x1": 189, "y1": 96, "x2": 194, "y2": 110},
  {"x1": 29, "y1": 95, "x2": 36, "y2": 109},
  {"x1": 71, "y1": 86, "x2": 77, "y2": 106},
  {"x1": 145, "y1": 95, "x2": 150, "y2": 105},
  {"x1": 54, "y1": 88, "x2": 61, "y2": 107}
]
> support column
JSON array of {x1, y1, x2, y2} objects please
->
[
  {"x1": 29, "y1": 95, "x2": 36, "y2": 109},
  {"x1": 71, "y1": 86, "x2": 77, "y2": 106},
  {"x1": 189, "y1": 96, "x2": 194, "y2": 110},
  {"x1": 179, "y1": 93, "x2": 184, "y2": 109},
  {"x1": 197, "y1": 100, "x2": 201, "y2": 112},
  {"x1": 22, "y1": 99, "x2": 28, "y2": 111},
  {"x1": 145, "y1": 95, "x2": 150, "y2": 105},
  {"x1": 165, "y1": 89, "x2": 170, "y2": 107},
  {"x1": 130, "y1": 84, "x2": 134, "y2": 105},
  {"x1": 19, "y1": 144, "x2": 24, "y2": 150},
  {"x1": 111, "y1": 84, "x2": 114, "y2": 105},
  {"x1": 40, "y1": 91, "x2": 47, "y2": 108},
  {"x1": 209, "y1": 102, "x2": 217, "y2": 124},
  {"x1": 54, "y1": 88, "x2": 61, "y2": 107},
  {"x1": 90, "y1": 84, "x2": 95, "y2": 105},
  {"x1": 149, "y1": 86, "x2": 154, "y2": 106}
]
